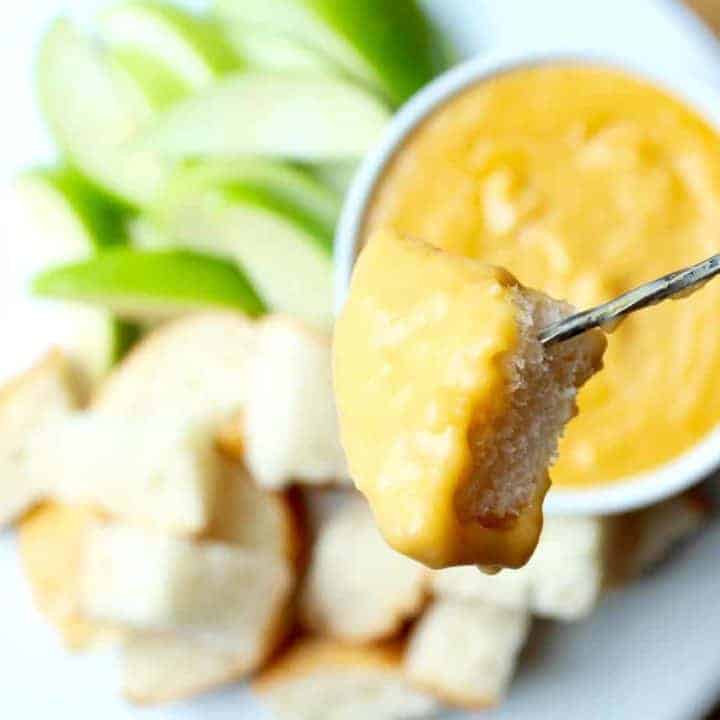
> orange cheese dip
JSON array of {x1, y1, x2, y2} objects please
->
[{"x1": 365, "y1": 65, "x2": 720, "y2": 488}]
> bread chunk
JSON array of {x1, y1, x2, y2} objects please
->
[
  {"x1": 28, "y1": 412, "x2": 217, "y2": 534},
  {"x1": 120, "y1": 461, "x2": 301, "y2": 704},
  {"x1": 80, "y1": 522, "x2": 292, "y2": 655},
  {"x1": 433, "y1": 515, "x2": 605, "y2": 620},
  {"x1": 19, "y1": 503, "x2": 108, "y2": 649},
  {"x1": 120, "y1": 632, "x2": 250, "y2": 705},
  {"x1": 433, "y1": 494, "x2": 708, "y2": 620},
  {"x1": 243, "y1": 316, "x2": 350, "y2": 489},
  {"x1": 254, "y1": 639, "x2": 437, "y2": 720},
  {"x1": 0, "y1": 351, "x2": 80, "y2": 527},
  {"x1": 300, "y1": 495, "x2": 429, "y2": 642},
  {"x1": 96, "y1": 312, "x2": 256, "y2": 427},
  {"x1": 405, "y1": 598, "x2": 530, "y2": 708}
]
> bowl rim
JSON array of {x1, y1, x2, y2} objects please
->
[{"x1": 334, "y1": 45, "x2": 720, "y2": 516}]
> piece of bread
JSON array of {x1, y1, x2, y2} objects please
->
[
  {"x1": 334, "y1": 231, "x2": 606, "y2": 569},
  {"x1": 455, "y1": 286, "x2": 606, "y2": 531},
  {"x1": 95, "y1": 312, "x2": 256, "y2": 429},
  {"x1": 254, "y1": 639, "x2": 438, "y2": 720},
  {"x1": 18, "y1": 503, "x2": 108, "y2": 649},
  {"x1": 120, "y1": 462, "x2": 301, "y2": 705},
  {"x1": 243, "y1": 316, "x2": 350, "y2": 489},
  {"x1": 300, "y1": 496, "x2": 429, "y2": 643},
  {"x1": 405, "y1": 598, "x2": 530, "y2": 709},
  {"x1": 27, "y1": 412, "x2": 218, "y2": 535},
  {"x1": 209, "y1": 460, "x2": 301, "y2": 564},
  {"x1": 80, "y1": 521, "x2": 293, "y2": 657},
  {"x1": 208, "y1": 459, "x2": 301, "y2": 650},
  {"x1": 432, "y1": 515, "x2": 605, "y2": 621},
  {"x1": 82, "y1": 312, "x2": 256, "y2": 534},
  {"x1": 3, "y1": 317, "x2": 254, "y2": 535},
  {"x1": 433, "y1": 493, "x2": 708, "y2": 620},
  {"x1": 0, "y1": 350, "x2": 80, "y2": 527},
  {"x1": 120, "y1": 632, "x2": 249, "y2": 705}
]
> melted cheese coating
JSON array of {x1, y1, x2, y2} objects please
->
[{"x1": 334, "y1": 231, "x2": 545, "y2": 569}]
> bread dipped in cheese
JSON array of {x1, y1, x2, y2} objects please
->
[{"x1": 333, "y1": 231, "x2": 605, "y2": 569}]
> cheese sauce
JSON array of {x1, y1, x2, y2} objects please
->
[{"x1": 365, "y1": 66, "x2": 720, "y2": 488}]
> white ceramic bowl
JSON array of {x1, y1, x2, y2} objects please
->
[{"x1": 334, "y1": 46, "x2": 720, "y2": 517}]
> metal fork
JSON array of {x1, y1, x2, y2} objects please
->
[{"x1": 539, "y1": 254, "x2": 720, "y2": 346}]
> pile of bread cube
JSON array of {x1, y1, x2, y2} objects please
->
[{"x1": 0, "y1": 311, "x2": 706, "y2": 716}]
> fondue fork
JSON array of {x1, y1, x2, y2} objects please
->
[{"x1": 539, "y1": 254, "x2": 720, "y2": 346}]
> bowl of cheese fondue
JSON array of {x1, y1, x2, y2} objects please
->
[{"x1": 335, "y1": 47, "x2": 720, "y2": 516}]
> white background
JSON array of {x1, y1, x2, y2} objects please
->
[{"x1": 1, "y1": 2, "x2": 720, "y2": 719}]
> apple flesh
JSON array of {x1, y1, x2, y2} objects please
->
[
  {"x1": 227, "y1": 29, "x2": 333, "y2": 76},
  {"x1": 160, "y1": 158, "x2": 341, "y2": 241},
  {"x1": 154, "y1": 164, "x2": 335, "y2": 327},
  {"x1": 99, "y1": 1, "x2": 240, "y2": 91},
  {"x1": 215, "y1": 0, "x2": 448, "y2": 105},
  {"x1": 32, "y1": 249, "x2": 266, "y2": 321},
  {"x1": 144, "y1": 72, "x2": 390, "y2": 161},
  {"x1": 12, "y1": 168, "x2": 136, "y2": 389},
  {"x1": 38, "y1": 20, "x2": 168, "y2": 207}
]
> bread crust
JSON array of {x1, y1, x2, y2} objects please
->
[
  {"x1": 19, "y1": 503, "x2": 108, "y2": 650},
  {"x1": 0, "y1": 349, "x2": 80, "y2": 527},
  {"x1": 254, "y1": 638, "x2": 437, "y2": 720}
]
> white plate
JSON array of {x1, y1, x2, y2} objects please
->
[{"x1": 1, "y1": 2, "x2": 720, "y2": 719}]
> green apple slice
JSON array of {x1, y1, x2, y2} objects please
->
[
  {"x1": 143, "y1": 72, "x2": 390, "y2": 161},
  {"x1": 37, "y1": 19, "x2": 167, "y2": 207},
  {"x1": 162, "y1": 158, "x2": 341, "y2": 242},
  {"x1": 13, "y1": 168, "x2": 137, "y2": 387},
  {"x1": 110, "y1": 48, "x2": 192, "y2": 110},
  {"x1": 154, "y1": 179, "x2": 333, "y2": 327},
  {"x1": 126, "y1": 215, "x2": 169, "y2": 250},
  {"x1": 168, "y1": 202, "x2": 333, "y2": 328},
  {"x1": 310, "y1": 161, "x2": 359, "y2": 196},
  {"x1": 227, "y1": 30, "x2": 333, "y2": 75},
  {"x1": 16, "y1": 167, "x2": 127, "y2": 256},
  {"x1": 214, "y1": 0, "x2": 448, "y2": 105},
  {"x1": 33, "y1": 249, "x2": 266, "y2": 321},
  {"x1": 99, "y1": 1, "x2": 240, "y2": 91}
]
